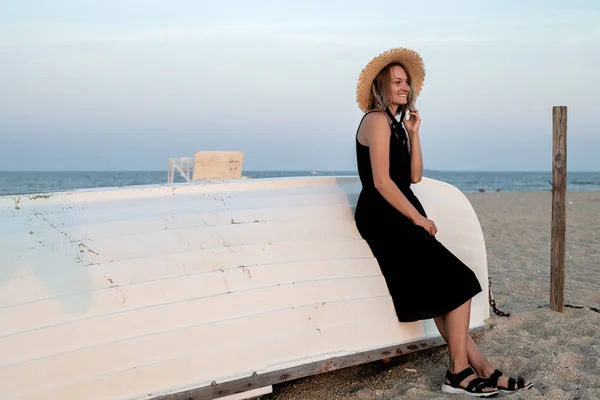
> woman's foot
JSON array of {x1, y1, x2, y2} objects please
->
[
  {"x1": 441, "y1": 366, "x2": 499, "y2": 397},
  {"x1": 480, "y1": 369, "x2": 533, "y2": 393}
]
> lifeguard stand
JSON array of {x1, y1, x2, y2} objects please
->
[
  {"x1": 167, "y1": 157, "x2": 192, "y2": 184},
  {"x1": 167, "y1": 151, "x2": 245, "y2": 183}
]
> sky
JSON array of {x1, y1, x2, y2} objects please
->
[{"x1": 0, "y1": 0, "x2": 599, "y2": 172}]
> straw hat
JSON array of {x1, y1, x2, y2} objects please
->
[{"x1": 356, "y1": 47, "x2": 426, "y2": 113}]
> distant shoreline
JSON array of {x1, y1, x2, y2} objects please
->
[{"x1": 1, "y1": 170, "x2": 600, "y2": 196}]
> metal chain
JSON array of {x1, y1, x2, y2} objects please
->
[{"x1": 488, "y1": 278, "x2": 511, "y2": 317}]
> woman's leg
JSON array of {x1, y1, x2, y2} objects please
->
[
  {"x1": 440, "y1": 299, "x2": 496, "y2": 393},
  {"x1": 443, "y1": 299, "x2": 471, "y2": 373},
  {"x1": 434, "y1": 314, "x2": 494, "y2": 376},
  {"x1": 435, "y1": 309, "x2": 531, "y2": 390}
]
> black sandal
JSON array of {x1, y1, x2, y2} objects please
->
[
  {"x1": 485, "y1": 369, "x2": 533, "y2": 392},
  {"x1": 441, "y1": 367, "x2": 499, "y2": 397}
]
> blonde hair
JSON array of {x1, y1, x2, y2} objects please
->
[{"x1": 368, "y1": 62, "x2": 416, "y2": 115}]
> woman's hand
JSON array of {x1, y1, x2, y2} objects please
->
[
  {"x1": 404, "y1": 108, "x2": 421, "y2": 134},
  {"x1": 414, "y1": 215, "x2": 437, "y2": 236}
]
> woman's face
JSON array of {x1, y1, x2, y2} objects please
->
[{"x1": 389, "y1": 65, "x2": 410, "y2": 107}]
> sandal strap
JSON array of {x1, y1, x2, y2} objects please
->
[
  {"x1": 517, "y1": 377, "x2": 526, "y2": 389},
  {"x1": 445, "y1": 367, "x2": 476, "y2": 386},
  {"x1": 488, "y1": 369, "x2": 503, "y2": 387},
  {"x1": 507, "y1": 377, "x2": 517, "y2": 390},
  {"x1": 466, "y1": 377, "x2": 488, "y2": 392}
]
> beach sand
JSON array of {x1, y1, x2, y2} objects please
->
[{"x1": 259, "y1": 191, "x2": 600, "y2": 400}]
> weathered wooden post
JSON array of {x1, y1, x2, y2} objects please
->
[{"x1": 550, "y1": 106, "x2": 567, "y2": 312}]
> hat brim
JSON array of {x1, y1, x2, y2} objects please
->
[{"x1": 356, "y1": 47, "x2": 425, "y2": 113}]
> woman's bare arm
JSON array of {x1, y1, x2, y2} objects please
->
[
  {"x1": 404, "y1": 109, "x2": 423, "y2": 183},
  {"x1": 408, "y1": 131, "x2": 423, "y2": 183}
]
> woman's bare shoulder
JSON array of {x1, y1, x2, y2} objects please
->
[
  {"x1": 357, "y1": 110, "x2": 390, "y2": 146},
  {"x1": 363, "y1": 109, "x2": 387, "y2": 123},
  {"x1": 362, "y1": 110, "x2": 390, "y2": 135}
]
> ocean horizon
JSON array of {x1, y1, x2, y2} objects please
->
[{"x1": 1, "y1": 170, "x2": 599, "y2": 196}]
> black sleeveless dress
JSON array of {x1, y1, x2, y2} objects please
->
[{"x1": 354, "y1": 110, "x2": 482, "y2": 322}]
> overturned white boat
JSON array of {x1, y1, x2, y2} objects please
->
[{"x1": 0, "y1": 175, "x2": 490, "y2": 400}]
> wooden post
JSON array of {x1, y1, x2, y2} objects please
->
[{"x1": 550, "y1": 106, "x2": 567, "y2": 312}]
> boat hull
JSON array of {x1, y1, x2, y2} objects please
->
[{"x1": 0, "y1": 176, "x2": 489, "y2": 400}]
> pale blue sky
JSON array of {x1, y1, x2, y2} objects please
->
[{"x1": 1, "y1": 0, "x2": 598, "y2": 171}]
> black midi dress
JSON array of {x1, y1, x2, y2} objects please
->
[{"x1": 354, "y1": 110, "x2": 483, "y2": 322}]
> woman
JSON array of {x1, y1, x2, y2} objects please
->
[{"x1": 354, "y1": 48, "x2": 532, "y2": 397}]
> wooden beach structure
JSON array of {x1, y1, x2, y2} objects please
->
[
  {"x1": 0, "y1": 175, "x2": 490, "y2": 400},
  {"x1": 168, "y1": 151, "x2": 245, "y2": 183}
]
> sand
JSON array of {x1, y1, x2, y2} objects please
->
[{"x1": 259, "y1": 191, "x2": 600, "y2": 400}]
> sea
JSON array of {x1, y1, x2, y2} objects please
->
[{"x1": 1, "y1": 170, "x2": 599, "y2": 196}]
